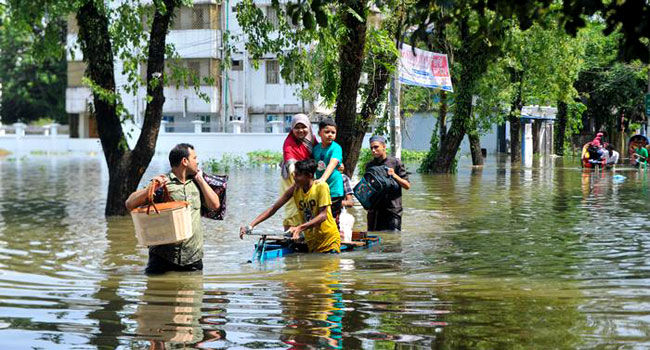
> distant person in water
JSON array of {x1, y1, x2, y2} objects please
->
[
  {"x1": 364, "y1": 135, "x2": 410, "y2": 231},
  {"x1": 634, "y1": 145, "x2": 648, "y2": 168},
  {"x1": 591, "y1": 132, "x2": 604, "y2": 147},
  {"x1": 240, "y1": 159, "x2": 341, "y2": 254},
  {"x1": 605, "y1": 144, "x2": 619, "y2": 169}
]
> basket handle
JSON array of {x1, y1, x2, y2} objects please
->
[{"x1": 146, "y1": 178, "x2": 168, "y2": 215}]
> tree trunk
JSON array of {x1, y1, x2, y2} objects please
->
[
  {"x1": 429, "y1": 70, "x2": 474, "y2": 172},
  {"x1": 335, "y1": 0, "x2": 368, "y2": 176},
  {"x1": 77, "y1": 0, "x2": 178, "y2": 216},
  {"x1": 554, "y1": 100, "x2": 567, "y2": 155},
  {"x1": 509, "y1": 110, "x2": 521, "y2": 164},
  {"x1": 438, "y1": 90, "x2": 447, "y2": 149},
  {"x1": 509, "y1": 70, "x2": 524, "y2": 164},
  {"x1": 425, "y1": 17, "x2": 489, "y2": 173},
  {"x1": 343, "y1": 58, "x2": 391, "y2": 176},
  {"x1": 468, "y1": 132, "x2": 484, "y2": 166},
  {"x1": 532, "y1": 120, "x2": 541, "y2": 154}
]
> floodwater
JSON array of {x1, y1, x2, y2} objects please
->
[{"x1": 1, "y1": 154, "x2": 650, "y2": 349}]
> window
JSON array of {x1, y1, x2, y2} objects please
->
[
  {"x1": 192, "y1": 7, "x2": 205, "y2": 29},
  {"x1": 284, "y1": 115, "x2": 292, "y2": 133},
  {"x1": 198, "y1": 115, "x2": 211, "y2": 132},
  {"x1": 266, "y1": 60, "x2": 279, "y2": 84},
  {"x1": 231, "y1": 60, "x2": 242, "y2": 71},
  {"x1": 266, "y1": 6, "x2": 279, "y2": 27},
  {"x1": 187, "y1": 61, "x2": 201, "y2": 76},
  {"x1": 163, "y1": 116, "x2": 175, "y2": 132},
  {"x1": 172, "y1": 5, "x2": 217, "y2": 30}
]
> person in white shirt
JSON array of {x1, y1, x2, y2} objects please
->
[{"x1": 606, "y1": 144, "x2": 619, "y2": 169}]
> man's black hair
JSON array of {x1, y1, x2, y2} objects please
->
[
  {"x1": 318, "y1": 118, "x2": 337, "y2": 130},
  {"x1": 169, "y1": 143, "x2": 194, "y2": 167},
  {"x1": 295, "y1": 159, "x2": 318, "y2": 176}
]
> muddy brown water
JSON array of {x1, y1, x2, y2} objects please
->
[{"x1": 0, "y1": 155, "x2": 649, "y2": 349}]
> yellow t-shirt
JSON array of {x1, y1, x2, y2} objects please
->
[{"x1": 293, "y1": 182, "x2": 341, "y2": 253}]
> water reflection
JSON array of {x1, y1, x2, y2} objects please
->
[
  {"x1": 280, "y1": 257, "x2": 343, "y2": 349},
  {"x1": 134, "y1": 274, "x2": 205, "y2": 347}
]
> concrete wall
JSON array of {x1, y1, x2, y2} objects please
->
[
  {"x1": 402, "y1": 112, "x2": 499, "y2": 155},
  {"x1": 0, "y1": 133, "x2": 373, "y2": 160}
]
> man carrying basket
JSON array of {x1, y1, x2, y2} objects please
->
[{"x1": 126, "y1": 143, "x2": 221, "y2": 274}]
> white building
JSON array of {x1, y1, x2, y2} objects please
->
[{"x1": 65, "y1": 0, "x2": 317, "y2": 139}]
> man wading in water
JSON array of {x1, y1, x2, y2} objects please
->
[
  {"x1": 364, "y1": 135, "x2": 411, "y2": 231},
  {"x1": 126, "y1": 143, "x2": 221, "y2": 274}
]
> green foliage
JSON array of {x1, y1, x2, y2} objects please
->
[
  {"x1": 358, "y1": 148, "x2": 373, "y2": 173},
  {"x1": 474, "y1": 15, "x2": 587, "y2": 132},
  {"x1": 401, "y1": 149, "x2": 428, "y2": 162},
  {"x1": 358, "y1": 148, "x2": 427, "y2": 173},
  {"x1": 30, "y1": 118, "x2": 55, "y2": 126},
  {"x1": 203, "y1": 154, "x2": 246, "y2": 173},
  {"x1": 203, "y1": 150, "x2": 282, "y2": 172},
  {"x1": 576, "y1": 61, "x2": 648, "y2": 131},
  {"x1": 0, "y1": 13, "x2": 66, "y2": 124},
  {"x1": 401, "y1": 86, "x2": 437, "y2": 116},
  {"x1": 5, "y1": 0, "x2": 202, "y2": 129},
  {"x1": 235, "y1": 0, "x2": 399, "y2": 110},
  {"x1": 561, "y1": 1, "x2": 650, "y2": 62},
  {"x1": 419, "y1": 119, "x2": 439, "y2": 173},
  {"x1": 565, "y1": 101, "x2": 586, "y2": 136},
  {"x1": 246, "y1": 150, "x2": 283, "y2": 166},
  {"x1": 571, "y1": 21, "x2": 647, "y2": 133}
]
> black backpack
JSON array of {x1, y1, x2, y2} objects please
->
[{"x1": 353, "y1": 166, "x2": 400, "y2": 210}]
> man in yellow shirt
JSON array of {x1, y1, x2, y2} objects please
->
[{"x1": 240, "y1": 159, "x2": 341, "y2": 253}]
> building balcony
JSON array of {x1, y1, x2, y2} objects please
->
[{"x1": 136, "y1": 86, "x2": 220, "y2": 114}]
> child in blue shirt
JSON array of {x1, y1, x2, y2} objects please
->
[{"x1": 312, "y1": 118, "x2": 345, "y2": 221}]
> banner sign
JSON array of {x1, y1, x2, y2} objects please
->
[
  {"x1": 645, "y1": 93, "x2": 650, "y2": 116},
  {"x1": 398, "y1": 44, "x2": 453, "y2": 92}
]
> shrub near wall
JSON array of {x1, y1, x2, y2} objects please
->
[{"x1": 204, "y1": 150, "x2": 282, "y2": 172}]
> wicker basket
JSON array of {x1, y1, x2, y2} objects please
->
[{"x1": 131, "y1": 179, "x2": 193, "y2": 246}]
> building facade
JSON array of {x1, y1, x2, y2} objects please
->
[{"x1": 65, "y1": 0, "x2": 316, "y2": 139}]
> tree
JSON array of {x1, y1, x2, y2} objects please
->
[
  {"x1": 576, "y1": 62, "x2": 648, "y2": 133},
  {"x1": 235, "y1": 0, "x2": 402, "y2": 175},
  {"x1": 0, "y1": 13, "x2": 66, "y2": 124},
  {"x1": 411, "y1": 1, "x2": 552, "y2": 173},
  {"x1": 478, "y1": 16, "x2": 585, "y2": 161},
  {"x1": 562, "y1": 0, "x2": 650, "y2": 63},
  {"x1": 7, "y1": 0, "x2": 198, "y2": 216}
]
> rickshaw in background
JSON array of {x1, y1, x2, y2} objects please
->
[{"x1": 629, "y1": 134, "x2": 649, "y2": 167}]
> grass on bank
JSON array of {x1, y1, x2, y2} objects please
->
[{"x1": 204, "y1": 149, "x2": 428, "y2": 173}]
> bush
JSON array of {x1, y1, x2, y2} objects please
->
[
  {"x1": 30, "y1": 118, "x2": 55, "y2": 126},
  {"x1": 203, "y1": 150, "x2": 282, "y2": 172},
  {"x1": 247, "y1": 150, "x2": 282, "y2": 166},
  {"x1": 358, "y1": 148, "x2": 427, "y2": 173}
]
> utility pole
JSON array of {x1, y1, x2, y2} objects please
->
[
  {"x1": 389, "y1": 1, "x2": 404, "y2": 160},
  {"x1": 389, "y1": 69, "x2": 402, "y2": 159},
  {"x1": 646, "y1": 44, "x2": 649, "y2": 135}
]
